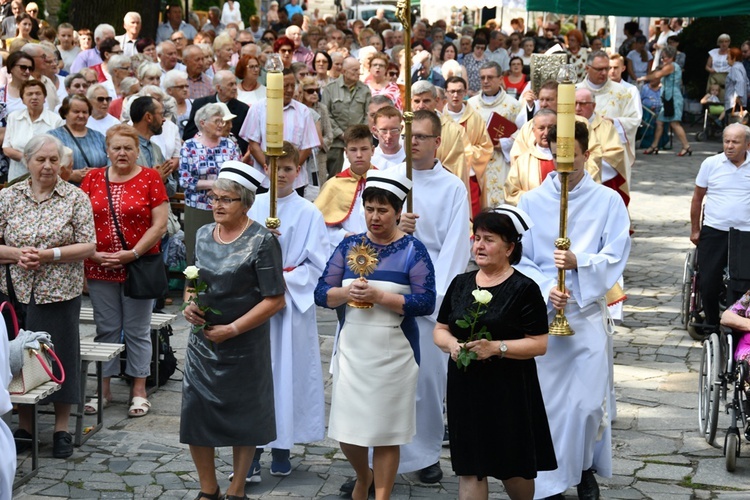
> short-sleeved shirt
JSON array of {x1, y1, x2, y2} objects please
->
[
  {"x1": 48, "y1": 126, "x2": 108, "y2": 170},
  {"x1": 178, "y1": 137, "x2": 241, "y2": 209},
  {"x1": 0, "y1": 178, "x2": 95, "y2": 304},
  {"x1": 80, "y1": 167, "x2": 169, "y2": 282},
  {"x1": 696, "y1": 152, "x2": 750, "y2": 231},
  {"x1": 626, "y1": 50, "x2": 653, "y2": 80}
]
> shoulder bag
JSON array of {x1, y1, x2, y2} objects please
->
[
  {"x1": 104, "y1": 168, "x2": 168, "y2": 300},
  {"x1": 661, "y1": 68, "x2": 676, "y2": 118},
  {"x1": 4, "y1": 302, "x2": 65, "y2": 394}
]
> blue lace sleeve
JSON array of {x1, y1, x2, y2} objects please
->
[
  {"x1": 403, "y1": 237, "x2": 436, "y2": 317},
  {"x1": 314, "y1": 234, "x2": 355, "y2": 308}
]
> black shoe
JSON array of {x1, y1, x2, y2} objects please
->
[
  {"x1": 544, "y1": 495, "x2": 565, "y2": 500},
  {"x1": 52, "y1": 431, "x2": 73, "y2": 458},
  {"x1": 577, "y1": 468, "x2": 600, "y2": 500},
  {"x1": 339, "y1": 478, "x2": 356, "y2": 495},
  {"x1": 419, "y1": 462, "x2": 443, "y2": 484},
  {"x1": 14, "y1": 429, "x2": 32, "y2": 454}
]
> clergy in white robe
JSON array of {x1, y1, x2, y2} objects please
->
[
  {"x1": 577, "y1": 52, "x2": 641, "y2": 182},
  {"x1": 393, "y1": 110, "x2": 471, "y2": 476},
  {"x1": 467, "y1": 63, "x2": 522, "y2": 206},
  {"x1": 371, "y1": 105, "x2": 406, "y2": 172},
  {"x1": 246, "y1": 144, "x2": 328, "y2": 458},
  {"x1": 514, "y1": 123, "x2": 630, "y2": 499}
]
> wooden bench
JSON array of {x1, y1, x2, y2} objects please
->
[
  {"x1": 79, "y1": 308, "x2": 178, "y2": 397},
  {"x1": 10, "y1": 380, "x2": 61, "y2": 489},
  {"x1": 74, "y1": 342, "x2": 125, "y2": 447}
]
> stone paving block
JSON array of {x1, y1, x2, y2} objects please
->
[
  {"x1": 692, "y1": 457, "x2": 750, "y2": 488},
  {"x1": 637, "y1": 463, "x2": 693, "y2": 481}
]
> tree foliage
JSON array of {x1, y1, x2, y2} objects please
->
[{"x1": 679, "y1": 16, "x2": 750, "y2": 99}]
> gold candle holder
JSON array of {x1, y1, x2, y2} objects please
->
[
  {"x1": 396, "y1": 0, "x2": 413, "y2": 212},
  {"x1": 265, "y1": 54, "x2": 284, "y2": 229},
  {"x1": 265, "y1": 146, "x2": 284, "y2": 229}
]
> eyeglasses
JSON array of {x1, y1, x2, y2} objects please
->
[
  {"x1": 96, "y1": 96, "x2": 113, "y2": 103},
  {"x1": 446, "y1": 89, "x2": 465, "y2": 95},
  {"x1": 279, "y1": 48, "x2": 292, "y2": 54},
  {"x1": 262, "y1": 37, "x2": 275, "y2": 42},
  {"x1": 405, "y1": 134, "x2": 438, "y2": 142},
  {"x1": 370, "y1": 63, "x2": 386, "y2": 68},
  {"x1": 588, "y1": 66, "x2": 609, "y2": 72},
  {"x1": 388, "y1": 71, "x2": 398, "y2": 77},
  {"x1": 479, "y1": 75, "x2": 498, "y2": 81},
  {"x1": 298, "y1": 71, "x2": 310, "y2": 77},
  {"x1": 15, "y1": 64, "x2": 32, "y2": 72},
  {"x1": 377, "y1": 128, "x2": 400, "y2": 136},
  {"x1": 303, "y1": 88, "x2": 319, "y2": 94},
  {"x1": 71, "y1": 83, "x2": 88, "y2": 88},
  {"x1": 170, "y1": 84, "x2": 189, "y2": 89},
  {"x1": 248, "y1": 65, "x2": 260, "y2": 71},
  {"x1": 207, "y1": 195, "x2": 242, "y2": 205}
]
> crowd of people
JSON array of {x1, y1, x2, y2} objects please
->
[{"x1": 0, "y1": 3, "x2": 741, "y2": 500}]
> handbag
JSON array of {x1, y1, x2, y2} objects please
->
[
  {"x1": 661, "y1": 71, "x2": 676, "y2": 118},
  {"x1": 3, "y1": 302, "x2": 65, "y2": 394},
  {"x1": 104, "y1": 169, "x2": 168, "y2": 300}
]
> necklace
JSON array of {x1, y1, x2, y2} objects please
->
[
  {"x1": 216, "y1": 217, "x2": 250, "y2": 244},
  {"x1": 478, "y1": 266, "x2": 513, "y2": 287}
]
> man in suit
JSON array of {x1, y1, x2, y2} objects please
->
[
  {"x1": 182, "y1": 70, "x2": 249, "y2": 155},
  {"x1": 115, "y1": 12, "x2": 141, "y2": 58}
]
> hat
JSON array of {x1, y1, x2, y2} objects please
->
[
  {"x1": 492, "y1": 204, "x2": 534, "y2": 234},
  {"x1": 218, "y1": 161, "x2": 266, "y2": 193},
  {"x1": 365, "y1": 170, "x2": 412, "y2": 201},
  {"x1": 216, "y1": 102, "x2": 236, "y2": 121}
]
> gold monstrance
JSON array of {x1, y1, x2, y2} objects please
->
[
  {"x1": 346, "y1": 237, "x2": 379, "y2": 309},
  {"x1": 548, "y1": 64, "x2": 577, "y2": 336}
]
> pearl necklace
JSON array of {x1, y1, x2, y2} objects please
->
[{"x1": 216, "y1": 218, "x2": 250, "y2": 244}]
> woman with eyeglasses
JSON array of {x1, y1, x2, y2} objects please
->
[
  {"x1": 261, "y1": 29, "x2": 277, "y2": 45},
  {"x1": 179, "y1": 103, "x2": 242, "y2": 265},
  {"x1": 164, "y1": 70, "x2": 192, "y2": 137},
  {"x1": 313, "y1": 50, "x2": 334, "y2": 87},
  {"x1": 3, "y1": 80, "x2": 62, "y2": 181},
  {"x1": 298, "y1": 76, "x2": 332, "y2": 185},
  {"x1": 462, "y1": 36, "x2": 489, "y2": 95},
  {"x1": 366, "y1": 52, "x2": 403, "y2": 111},
  {"x1": 235, "y1": 54, "x2": 266, "y2": 108},
  {"x1": 0, "y1": 51, "x2": 30, "y2": 182},
  {"x1": 86, "y1": 83, "x2": 122, "y2": 134},
  {"x1": 48, "y1": 95, "x2": 108, "y2": 183}
]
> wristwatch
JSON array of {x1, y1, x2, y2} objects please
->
[{"x1": 499, "y1": 341, "x2": 508, "y2": 359}]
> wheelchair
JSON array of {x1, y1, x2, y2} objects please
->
[
  {"x1": 681, "y1": 246, "x2": 726, "y2": 341},
  {"x1": 697, "y1": 228, "x2": 750, "y2": 471}
]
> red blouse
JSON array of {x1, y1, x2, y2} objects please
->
[
  {"x1": 503, "y1": 75, "x2": 528, "y2": 98},
  {"x1": 80, "y1": 167, "x2": 169, "y2": 282}
]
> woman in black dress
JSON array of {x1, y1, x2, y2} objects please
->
[{"x1": 433, "y1": 206, "x2": 556, "y2": 500}]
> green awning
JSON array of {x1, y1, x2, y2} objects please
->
[{"x1": 526, "y1": 0, "x2": 750, "y2": 18}]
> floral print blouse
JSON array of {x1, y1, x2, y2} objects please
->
[
  {"x1": 178, "y1": 136, "x2": 241, "y2": 210},
  {"x1": 0, "y1": 178, "x2": 95, "y2": 304}
]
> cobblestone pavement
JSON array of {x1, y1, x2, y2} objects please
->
[{"x1": 11, "y1": 129, "x2": 750, "y2": 499}]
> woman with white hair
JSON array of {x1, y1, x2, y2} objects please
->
[
  {"x1": 137, "y1": 61, "x2": 162, "y2": 88},
  {"x1": 212, "y1": 33, "x2": 235, "y2": 73},
  {"x1": 178, "y1": 103, "x2": 242, "y2": 264},
  {"x1": 103, "y1": 53, "x2": 132, "y2": 99},
  {"x1": 86, "y1": 84, "x2": 121, "y2": 135},
  {"x1": 706, "y1": 33, "x2": 732, "y2": 98},
  {"x1": 164, "y1": 69, "x2": 192, "y2": 136}
]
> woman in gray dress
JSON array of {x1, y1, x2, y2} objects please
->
[{"x1": 181, "y1": 160, "x2": 286, "y2": 500}]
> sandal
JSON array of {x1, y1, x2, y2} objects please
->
[
  {"x1": 194, "y1": 487, "x2": 221, "y2": 500},
  {"x1": 84, "y1": 397, "x2": 110, "y2": 415},
  {"x1": 643, "y1": 147, "x2": 659, "y2": 155},
  {"x1": 128, "y1": 396, "x2": 151, "y2": 418}
]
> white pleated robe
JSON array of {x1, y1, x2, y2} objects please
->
[
  {"x1": 248, "y1": 192, "x2": 328, "y2": 449},
  {"x1": 515, "y1": 172, "x2": 630, "y2": 499}
]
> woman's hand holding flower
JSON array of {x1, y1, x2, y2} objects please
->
[{"x1": 465, "y1": 339, "x2": 498, "y2": 361}]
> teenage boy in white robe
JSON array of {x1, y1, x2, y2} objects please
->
[
  {"x1": 396, "y1": 109, "x2": 471, "y2": 483},
  {"x1": 233, "y1": 143, "x2": 328, "y2": 482},
  {"x1": 515, "y1": 122, "x2": 630, "y2": 499}
]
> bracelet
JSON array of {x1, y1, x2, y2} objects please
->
[
  {"x1": 132, "y1": 249, "x2": 140, "y2": 259},
  {"x1": 52, "y1": 248, "x2": 61, "y2": 261}
]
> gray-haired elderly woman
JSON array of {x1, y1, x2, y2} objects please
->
[
  {"x1": 137, "y1": 61, "x2": 162, "y2": 88},
  {"x1": 0, "y1": 134, "x2": 95, "y2": 459},
  {"x1": 179, "y1": 103, "x2": 242, "y2": 264},
  {"x1": 164, "y1": 69, "x2": 192, "y2": 137},
  {"x1": 181, "y1": 160, "x2": 285, "y2": 500},
  {"x1": 87, "y1": 83, "x2": 122, "y2": 134}
]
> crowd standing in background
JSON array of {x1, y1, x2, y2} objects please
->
[{"x1": 2, "y1": 3, "x2": 743, "y2": 500}]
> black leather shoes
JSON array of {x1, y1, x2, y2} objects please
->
[
  {"x1": 52, "y1": 431, "x2": 73, "y2": 459},
  {"x1": 418, "y1": 462, "x2": 443, "y2": 484},
  {"x1": 340, "y1": 478, "x2": 356, "y2": 495},
  {"x1": 577, "y1": 468, "x2": 600, "y2": 500}
]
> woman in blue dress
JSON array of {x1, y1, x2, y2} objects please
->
[
  {"x1": 639, "y1": 46, "x2": 692, "y2": 156},
  {"x1": 315, "y1": 170, "x2": 436, "y2": 500}
]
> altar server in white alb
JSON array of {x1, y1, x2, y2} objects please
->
[
  {"x1": 515, "y1": 122, "x2": 630, "y2": 500},
  {"x1": 239, "y1": 145, "x2": 328, "y2": 480},
  {"x1": 395, "y1": 109, "x2": 471, "y2": 483}
]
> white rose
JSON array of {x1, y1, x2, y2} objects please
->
[
  {"x1": 472, "y1": 289, "x2": 493, "y2": 305},
  {"x1": 184, "y1": 266, "x2": 200, "y2": 280}
]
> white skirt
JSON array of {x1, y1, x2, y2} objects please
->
[{"x1": 328, "y1": 280, "x2": 418, "y2": 447}]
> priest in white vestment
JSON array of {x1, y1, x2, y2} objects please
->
[
  {"x1": 510, "y1": 81, "x2": 560, "y2": 165},
  {"x1": 394, "y1": 110, "x2": 471, "y2": 482},
  {"x1": 515, "y1": 122, "x2": 630, "y2": 499},
  {"x1": 577, "y1": 51, "x2": 640, "y2": 184},
  {"x1": 468, "y1": 61, "x2": 522, "y2": 207},
  {"x1": 245, "y1": 142, "x2": 328, "y2": 478}
]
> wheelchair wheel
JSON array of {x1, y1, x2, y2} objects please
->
[
  {"x1": 698, "y1": 333, "x2": 721, "y2": 445},
  {"x1": 726, "y1": 431, "x2": 740, "y2": 472},
  {"x1": 696, "y1": 131, "x2": 706, "y2": 142},
  {"x1": 681, "y1": 251, "x2": 693, "y2": 330}
]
